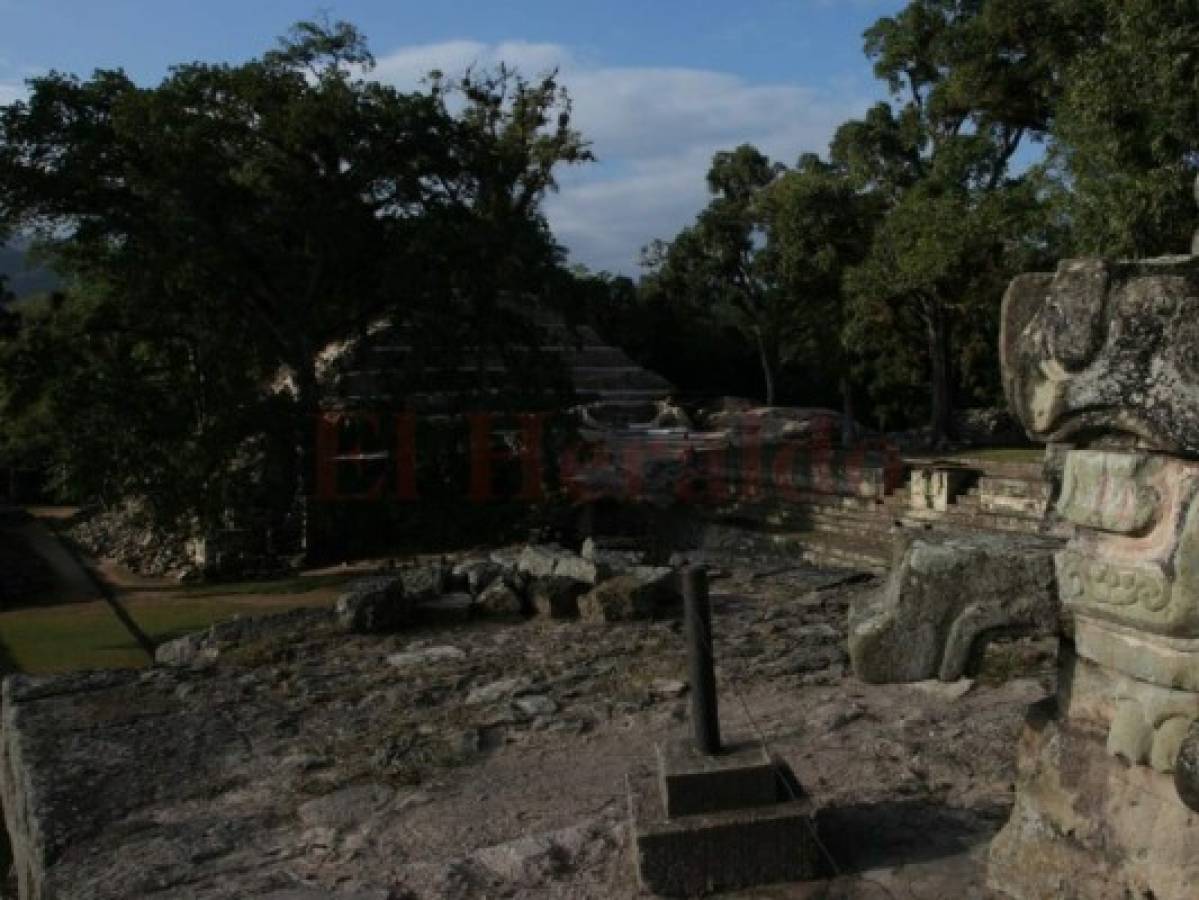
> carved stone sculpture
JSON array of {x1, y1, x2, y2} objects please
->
[
  {"x1": 848, "y1": 530, "x2": 1060, "y2": 683},
  {"x1": 989, "y1": 249, "x2": 1199, "y2": 898}
]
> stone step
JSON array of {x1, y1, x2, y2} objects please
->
[
  {"x1": 709, "y1": 494, "x2": 891, "y2": 521},
  {"x1": 902, "y1": 508, "x2": 1061, "y2": 538},
  {"x1": 570, "y1": 368, "x2": 674, "y2": 392},
  {"x1": 903, "y1": 454, "x2": 1044, "y2": 481},
  {"x1": 767, "y1": 508, "x2": 901, "y2": 534},
  {"x1": 780, "y1": 514, "x2": 896, "y2": 541},
  {"x1": 979, "y1": 475, "x2": 1053, "y2": 497},
  {"x1": 801, "y1": 504, "x2": 899, "y2": 526},
  {"x1": 697, "y1": 519, "x2": 890, "y2": 572},
  {"x1": 576, "y1": 388, "x2": 673, "y2": 404}
]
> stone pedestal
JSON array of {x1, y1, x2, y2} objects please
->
[
  {"x1": 628, "y1": 736, "x2": 821, "y2": 896},
  {"x1": 656, "y1": 738, "x2": 779, "y2": 818},
  {"x1": 990, "y1": 636, "x2": 1199, "y2": 899}
]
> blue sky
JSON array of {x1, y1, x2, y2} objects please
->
[{"x1": 0, "y1": 0, "x2": 905, "y2": 273}]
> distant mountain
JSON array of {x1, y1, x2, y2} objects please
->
[{"x1": 0, "y1": 244, "x2": 61, "y2": 302}]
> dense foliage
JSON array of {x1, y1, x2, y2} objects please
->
[
  {"x1": 2, "y1": 0, "x2": 1197, "y2": 532},
  {"x1": 627, "y1": 0, "x2": 1198, "y2": 438},
  {"x1": 0, "y1": 21, "x2": 589, "y2": 527}
]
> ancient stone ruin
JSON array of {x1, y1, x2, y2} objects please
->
[
  {"x1": 985, "y1": 250, "x2": 1199, "y2": 897},
  {"x1": 11, "y1": 219, "x2": 1199, "y2": 898},
  {"x1": 841, "y1": 196, "x2": 1199, "y2": 897}
]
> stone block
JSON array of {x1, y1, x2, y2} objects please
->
[
  {"x1": 909, "y1": 465, "x2": 974, "y2": 512},
  {"x1": 978, "y1": 476, "x2": 1051, "y2": 519},
  {"x1": 656, "y1": 738, "x2": 781, "y2": 818},
  {"x1": 399, "y1": 564, "x2": 445, "y2": 605},
  {"x1": 488, "y1": 547, "x2": 522, "y2": 572},
  {"x1": 627, "y1": 770, "x2": 820, "y2": 897},
  {"x1": 517, "y1": 544, "x2": 561, "y2": 578},
  {"x1": 579, "y1": 569, "x2": 678, "y2": 623},
  {"x1": 531, "y1": 576, "x2": 587, "y2": 619},
  {"x1": 552, "y1": 553, "x2": 609, "y2": 585},
  {"x1": 452, "y1": 559, "x2": 505, "y2": 596},
  {"x1": 581, "y1": 537, "x2": 647, "y2": 570}
]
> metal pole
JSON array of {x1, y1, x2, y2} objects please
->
[{"x1": 683, "y1": 565, "x2": 721, "y2": 755}]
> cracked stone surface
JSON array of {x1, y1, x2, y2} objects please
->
[{"x1": 2, "y1": 560, "x2": 1052, "y2": 899}]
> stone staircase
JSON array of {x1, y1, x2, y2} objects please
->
[{"x1": 693, "y1": 456, "x2": 1064, "y2": 574}]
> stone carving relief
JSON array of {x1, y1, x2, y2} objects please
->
[{"x1": 989, "y1": 228, "x2": 1199, "y2": 897}]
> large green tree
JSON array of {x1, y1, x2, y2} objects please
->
[
  {"x1": 760, "y1": 154, "x2": 879, "y2": 430},
  {"x1": 641, "y1": 145, "x2": 792, "y2": 405},
  {"x1": 1050, "y1": 0, "x2": 1199, "y2": 256},
  {"x1": 0, "y1": 20, "x2": 589, "y2": 529},
  {"x1": 832, "y1": 0, "x2": 1069, "y2": 440}
]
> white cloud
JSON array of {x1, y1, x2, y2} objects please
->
[
  {"x1": 371, "y1": 40, "x2": 877, "y2": 274},
  {"x1": 0, "y1": 81, "x2": 26, "y2": 105},
  {"x1": 372, "y1": 40, "x2": 571, "y2": 86}
]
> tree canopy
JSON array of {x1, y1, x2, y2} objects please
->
[
  {"x1": 5, "y1": 1, "x2": 1199, "y2": 536},
  {"x1": 0, "y1": 20, "x2": 590, "y2": 528},
  {"x1": 632, "y1": 0, "x2": 1196, "y2": 440},
  {"x1": 1050, "y1": 0, "x2": 1199, "y2": 256}
]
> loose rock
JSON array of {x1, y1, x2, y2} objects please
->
[
  {"x1": 578, "y1": 569, "x2": 677, "y2": 623},
  {"x1": 476, "y1": 579, "x2": 527, "y2": 618},
  {"x1": 386, "y1": 646, "x2": 467, "y2": 668},
  {"x1": 336, "y1": 576, "x2": 412, "y2": 634},
  {"x1": 513, "y1": 694, "x2": 559, "y2": 717},
  {"x1": 467, "y1": 677, "x2": 529, "y2": 706}
]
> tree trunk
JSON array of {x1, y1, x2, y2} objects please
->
[
  {"x1": 926, "y1": 307, "x2": 952, "y2": 445},
  {"x1": 754, "y1": 327, "x2": 776, "y2": 407},
  {"x1": 839, "y1": 374, "x2": 856, "y2": 446},
  {"x1": 292, "y1": 356, "x2": 320, "y2": 562}
]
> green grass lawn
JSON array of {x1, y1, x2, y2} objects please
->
[
  {"x1": 941, "y1": 446, "x2": 1044, "y2": 464},
  {"x1": 0, "y1": 586, "x2": 346, "y2": 675}
]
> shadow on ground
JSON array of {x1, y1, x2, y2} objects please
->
[{"x1": 816, "y1": 797, "x2": 1008, "y2": 874}]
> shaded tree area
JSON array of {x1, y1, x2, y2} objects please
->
[
  {"x1": 623, "y1": 0, "x2": 1196, "y2": 440},
  {"x1": 0, "y1": 21, "x2": 590, "y2": 533},
  {"x1": 2, "y1": 0, "x2": 1198, "y2": 546},
  {"x1": 1049, "y1": 0, "x2": 1199, "y2": 256}
]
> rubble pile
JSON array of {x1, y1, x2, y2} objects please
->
[{"x1": 68, "y1": 503, "x2": 194, "y2": 578}]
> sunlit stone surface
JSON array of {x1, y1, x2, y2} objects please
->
[{"x1": 989, "y1": 235, "x2": 1199, "y2": 898}]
